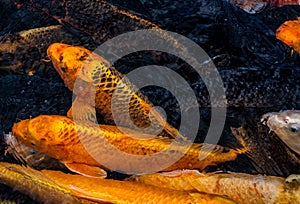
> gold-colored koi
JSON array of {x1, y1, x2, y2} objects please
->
[
  {"x1": 0, "y1": 162, "x2": 235, "y2": 204},
  {"x1": 47, "y1": 43, "x2": 185, "y2": 140},
  {"x1": 0, "y1": 162, "x2": 95, "y2": 204},
  {"x1": 41, "y1": 169, "x2": 235, "y2": 204},
  {"x1": 12, "y1": 115, "x2": 245, "y2": 177}
]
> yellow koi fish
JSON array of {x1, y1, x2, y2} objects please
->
[
  {"x1": 47, "y1": 43, "x2": 185, "y2": 140},
  {"x1": 0, "y1": 162, "x2": 235, "y2": 204},
  {"x1": 0, "y1": 162, "x2": 93, "y2": 204},
  {"x1": 131, "y1": 170, "x2": 300, "y2": 204},
  {"x1": 12, "y1": 115, "x2": 245, "y2": 177}
]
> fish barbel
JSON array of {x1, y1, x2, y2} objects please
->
[
  {"x1": 12, "y1": 115, "x2": 245, "y2": 177},
  {"x1": 4, "y1": 132, "x2": 65, "y2": 170},
  {"x1": 47, "y1": 43, "x2": 185, "y2": 140},
  {"x1": 131, "y1": 169, "x2": 300, "y2": 204},
  {"x1": 262, "y1": 110, "x2": 300, "y2": 155},
  {"x1": 0, "y1": 162, "x2": 235, "y2": 204}
]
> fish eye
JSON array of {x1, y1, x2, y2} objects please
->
[
  {"x1": 290, "y1": 125, "x2": 299, "y2": 133},
  {"x1": 30, "y1": 142, "x2": 35, "y2": 146}
]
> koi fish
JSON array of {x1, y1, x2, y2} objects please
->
[
  {"x1": 0, "y1": 25, "x2": 85, "y2": 73},
  {"x1": 229, "y1": 0, "x2": 299, "y2": 14},
  {"x1": 41, "y1": 169, "x2": 236, "y2": 204},
  {"x1": 47, "y1": 43, "x2": 185, "y2": 140},
  {"x1": 0, "y1": 162, "x2": 235, "y2": 204},
  {"x1": 131, "y1": 169, "x2": 300, "y2": 204},
  {"x1": 0, "y1": 162, "x2": 90, "y2": 204},
  {"x1": 276, "y1": 18, "x2": 300, "y2": 54},
  {"x1": 12, "y1": 115, "x2": 246, "y2": 177},
  {"x1": 261, "y1": 110, "x2": 300, "y2": 155}
]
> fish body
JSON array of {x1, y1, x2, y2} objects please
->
[
  {"x1": 132, "y1": 170, "x2": 300, "y2": 204},
  {"x1": 47, "y1": 43, "x2": 184, "y2": 140},
  {"x1": 12, "y1": 115, "x2": 244, "y2": 176},
  {"x1": 0, "y1": 25, "x2": 89, "y2": 73},
  {"x1": 41, "y1": 169, "x2": 235, "y2": 204},
  {"x1": 262, "y1": 110, "x2": 300, "y2": 155},
  {"x1": 0, "y1": 162, "x2": 235, "y2": 204},
  {"x1": 0, "y1": 162, "x2": 91, "y2": 204},
  {"x1": 276, "y1": 19, "x2": 300, "y2": 54}
]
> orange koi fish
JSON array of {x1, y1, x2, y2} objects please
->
[
  {"x1": 47, "y1": 43, "x2": 185, "y2": 140},
  {"x1": 12, "y1": 115, "x2": 245, "y2": 178},
  {"x1": 131, "y1": 170, "x2": 300, "y2": 204},
  {"x1": 276, "y1": 18, "x2": 300, "y2": 54},
  {"x1": 0, "y1": 162, "x2": 94, "y2": 204}
]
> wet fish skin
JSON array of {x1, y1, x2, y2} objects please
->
[
  {"x1": 47, "y1": 43, "x2": 184, "y2": 140},
  {"x1": 0, "y1": 162, "x2": 235, "y2": 204},
  {"x1": 41, "y1": 169, "x2": 236, "y2": 204},
  {"x1": 0, "y1": 162, "x2": 92, "y2": 204},
  {"x1": 131, "y1": 170, "x2": 300, "y2": 204},
  {"x1": 21, "y1": 0, "x2": 160, "y2": 43},
  {"x1": 0, "y1": 25, "x2": 98, "y2": 73},
  {"x1": 12, "y1": 115, "x2": 245, "y2": 175},
  {"x1": 262, "y1": 110, "x2": 300, "y2": 155}
]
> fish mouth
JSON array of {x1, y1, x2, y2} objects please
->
[
  {"x1": 47, "y1": 43, "x2": 70, "y2": 63},
  {"x1": 12, "y1": 119, "x2": 30, "y2": 142}
]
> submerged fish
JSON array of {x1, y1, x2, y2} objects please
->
[
  {"x1": 131, "y1": 169, "x2": 300, "y2": 204},
  {"x1": 12, "y1": 115, "x2": 245, "y2": 177},
  {"x1": 0, "y1": 162, "x2": 235, "y2": 204},
  {"x1": 47, "y1": 43, "x2": 185, "y2": 140},
  {"x1": 276, "y1": 18, "x2": 300, "y2": 54},
  {"x1": 0, "y1": 162, "x2": 91, "y2": 204},
  {"x1": 262, "y1": 110, "x2": 300, "y2": 155},
  {"x1": 0, "y1": 25, "x2": 86, "y2": 73},
  {"x1": 42, "y1": 169, "x2": 236, "y2": 204}
]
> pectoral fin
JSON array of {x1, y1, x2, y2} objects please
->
[
  {"x1": 64, "y1": 163, "x2": 107, "y2": 178},
  {"x1": 70, "y1": 185, "x2": 113, "y2": 204},
  {"x1": 67, "y1": 97, "x2": 97, "y2": 122}
]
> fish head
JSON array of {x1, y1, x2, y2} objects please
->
[
  {"x1": 262, "y1": 110, "x2": 300, "y2": 154},
  {"x1": 12, "y1": 115, "x2": 73, "y2": 158},
  {"x1": 47, "y1": 43, "x2": 94, "y2": 90},
  {"x1": 47, "y1": 43, "x2": 112, "y2": 94}
]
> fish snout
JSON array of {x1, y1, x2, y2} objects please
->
[
  {"x1": 46, "y1": 43, "x2": 69, "y2": 60},
  {"x1": 12, "y1": 119, "x2": 30, "y2": 141}
]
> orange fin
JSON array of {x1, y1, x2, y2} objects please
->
[
  {"x1": 70, "y1": 185, "x2": 113, "y2": 203},
  {"x1": 64, "y1": 163, "x2": 107, "y2": 178},
  {"x1": 67, "y1": 97, "x2": 97, "y2": 122}
]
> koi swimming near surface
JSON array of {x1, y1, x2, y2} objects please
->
[
  {"x1": 47, "y1": 43, "x2": 186, "y2": 141},
  {"x1": 131, "y1": 169, "x2": 300, "y2": 204},
  {"x1": 12, "y1": 115, "x2": 246, "y2": 177},
  {"x1": 262, "y1": 110, "x2": 300, "y2": 155},
  {"x1": 0, "y1": 162, "x2": 237, "y2": 204}
]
